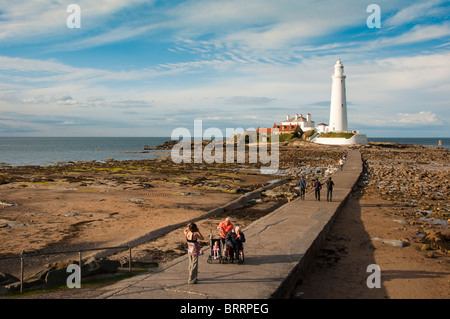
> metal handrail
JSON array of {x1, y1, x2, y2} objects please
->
[
  {"x1": 0, "y1": 245, "x2": 130, "y2": 260},
  {"x1": 0, "y1": 245, "x2": 133, "y2": 294}
]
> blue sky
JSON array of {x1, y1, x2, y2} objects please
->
[{"x1": 0, "y1": 0, "x2": 449, "y2": 137}]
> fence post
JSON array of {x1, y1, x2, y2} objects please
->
[
  {"x1": 20, "y1": 253, "x2": 24, "y2": 294},
  {"x1": 78, "y1": 251, "x2": 82, "y2": 286},
  {"x1": 129, "y1": 246, "x2": 132, "y2": 273}
]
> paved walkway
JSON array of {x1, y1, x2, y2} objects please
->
[{"x1": 96, "y1": 149, "x2": 363, "y2": 299}]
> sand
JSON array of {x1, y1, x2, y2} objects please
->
[
  {"x1": 0, "y1": 154, "x2": 276, "y2": 278},
  {"x1": 1, "y1": 141, "x2": 339, "y2": 277}
]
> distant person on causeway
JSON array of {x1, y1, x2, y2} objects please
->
[
  {"x1": 298, "y1": 176, "x2": 307, "y2": 200},
  {"x1": 313, "y1": 178, "x2": 322, "y2": 201},
  {"x1": 326, "y1": 177, "x2": 334, "y2": 202}
]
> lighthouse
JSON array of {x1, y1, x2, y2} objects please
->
[{"x1": 328, "y1": 59, "x2": 348, "y2": 132}]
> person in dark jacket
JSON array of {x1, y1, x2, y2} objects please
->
[
  {"x1": 225, "y1": 226, "x2": 246, "y2": 262},
  {"x1": 325, "y1": 177, "x2": 335, "y2": 202},
  {"x1": 313, "y1": 179, "x2": 322, "y2": 201},
  {"x1": 298, "y1": 176, "x2": 307, "y2": 200}
]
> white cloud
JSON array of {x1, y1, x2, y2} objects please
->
[
  {"x1": 370, "y1": 22, "x2": 450, "y2": 48},
  {"x1": 397, "y1": 111, "x2": 443, "y2": 125},
  {"x1": 0, "y1": 0, "x2": 155, "y2": 42},
  {"x1": 384, "y1": 0, "x2": 445, "y2": 27},
  {"x1": 221, "y1": 96, "x2": 276, "y2": 105},
  {"x1": 349, "y1": 52, "x2": 450, "y2": 94}
]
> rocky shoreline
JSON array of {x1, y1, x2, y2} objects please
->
[
  {"x1": 361, "y1": 142, "x2": 449, "y2": 253},
  {"x1": 295, "y1": 142, "x2": 449, "y2": 299},
  {"x1": 1, "y1": 140, "x2": 448, "y2": 298}
]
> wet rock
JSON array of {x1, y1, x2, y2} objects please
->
[
  {"x1": 83, "y1": 256, "x2": 120, "y2": 274},
  {"x1": 0, "y1": 272, "x2": 19, "y2": 286},
  {"x1": 422, "y1": 229, "x2": 450, "y2": 253},
  {"x1": 0, "y1": 201, "x2": 17, "y2": 207},
  {"x1": 127, "y1": 198, "x2": 144, "y2": 204},
  {"x1": 4, "y1": 278, "x2": 44, "y2": 292},
  {"x1": 45, "y1": 268, "x2": 70, "y2": 287},
  {"x1": 393, "y1": 219, "x2": 408, "y2": 225},
  {"x1": 0, "y1": 219, "x2": 26, "y2": 227},
  {"x1": 64, "y1": 212, "x2": 82, "y2": 217},
  {"x1": 175, "y1": 192, "x2": 203, "y2": 196},
  {"x1": 372, "y1": 237, "x2": 410, "y2": 247},
  {"x1": 425, "y1": 251, "x2": 436, "y2": 258}
]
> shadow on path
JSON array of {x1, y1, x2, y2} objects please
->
[{"x1": 292, "y1": 167, "x2": 389, "y2": 299}]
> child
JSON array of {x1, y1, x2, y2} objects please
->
[{"x1": 213, "y1": 241, "x2": 220, "y2": 259}]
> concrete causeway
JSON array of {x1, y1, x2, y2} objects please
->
[{"x1": 96, "y1": 149, "x2": 363, "y2": 299}]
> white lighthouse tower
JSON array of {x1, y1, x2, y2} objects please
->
[
  {"x1": 328, "y1": 59, "x2": 348, "y2": 132},
  {"x1": 313, "y1": 59, "x2": 368, "y2": 145}
]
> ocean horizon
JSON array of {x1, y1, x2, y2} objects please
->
[{"x1": 0, "y1": 136, "x2": 448, "y2": 167}]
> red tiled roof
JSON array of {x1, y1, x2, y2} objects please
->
[
  {"x1": 257, "y1": 127, "x2": 272, "y2": 133},
  {"x1": 273, "y1": 124, "x2": 299, "y2": 131}
]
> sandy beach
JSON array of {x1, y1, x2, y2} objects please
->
[{"x1": 1, "y1": 140, "x2": 449, "y2": 299}]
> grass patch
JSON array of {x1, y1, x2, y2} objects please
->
[
  {"x1": 319, "y1": 132, "x2": 355, "y2": 139},
  {"x1": 268, "y1": 133, "x2": 298, "y2": 143},
  {"x1": 32, "y1": 181, "x2": 53, "y2": 186}
]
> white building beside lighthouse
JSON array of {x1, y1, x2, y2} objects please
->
[
  {"x1": 253, "y1": 59, "x2": 367, "y2": 145},
  {"x1": 328, "y1": 59, "x2": 348, "y2": 132},
  {"x1": 282, "y1": 113, "x2": 315, "y2": 131}
]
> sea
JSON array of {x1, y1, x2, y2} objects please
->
[
  {"x1": 0, "y1": 137, "x2": 171, "y2": 167},
  {"x1": 367, "y1": 137, "x2": 449, "y2": 149},
  {"x1": 0, "y1": 137, "x2": 448, "y2": 167}
]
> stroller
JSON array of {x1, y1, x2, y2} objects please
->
[
  {"x1": 206, "y1": 229, "x2": 245, "y2": 264},
  {"x1": 206, "y1": 230, "x2": 224, "y2": 264}
]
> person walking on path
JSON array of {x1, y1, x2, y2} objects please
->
[
  {"x1": 313, "y1": 179, "x2": 322, "y2": 201},
  {"x1": 184, "y1": 223, "x2": 204, "y2": 284},
  {"x1": 339, "y1": 158, "x2": 345, "y2": 171},
  {"x1": 325, "y1": 177, "x2": 334, "y2": 202},
  {"x1": 298, "y1": 176, "x2": 307, "y2": 200}
]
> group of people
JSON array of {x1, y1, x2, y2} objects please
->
[
  {"x1": 217, "y1": 217, "x2": 245, "y2": 261},
  {"x1": 299, "y1": 176, "x2": 334, "y2": 202},
  {"x1": 184, "y1": 217, "x2": 245, "y2": 284},
  {"x1": 298, "y1": 154, "x2": 347, "y2": 202},
  {"x1": 184, "y1": 154, "x2": 347, "y2": 284}
]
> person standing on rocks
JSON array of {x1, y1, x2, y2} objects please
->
[
  {"x1": 184, "y1": 223, "x2": 204, "y2": 284},
  {"x1": 298, "y1": 176, "x2": 307, "y2": 200},
  {"x1": 313, "y1": 179, "x2": 322, "y2": 201},
  {"x1": 325, "y1": 177, "x2": 334, "y2": 202}
]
